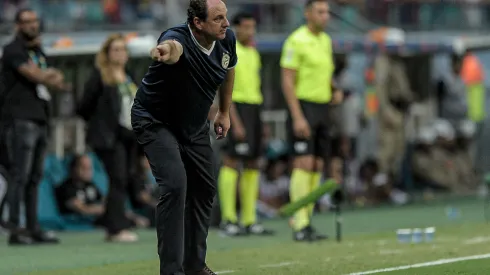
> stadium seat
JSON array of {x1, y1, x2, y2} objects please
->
[{"x1": 37, "y1": 177, "x2": 64, "y2": 231}]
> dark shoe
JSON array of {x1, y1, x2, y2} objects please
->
[
  {"x1": 244, "y1": 223, "x2": 275, "y2": 236},
  {"x1": 219, "y1": 221, "x2": 245, "y2": 237},
  {"x1": 293, "y1": 226, "x2": 328, "y2": 242},
  {"x1": 186, "y1": 265, "x2": 217, "y2": 275},
  {"x1": 306, "y1": 225, "x2": 328, "y2": 241},
  {"x1": 31, "y1": 230, "x2": 60, "y2": 244},
  {"x1": 293, "y1": 227, "x2": 313, "y2": 242},
  {"x1": 8, "y1": 234, "x2": 34, "y2": 246}
]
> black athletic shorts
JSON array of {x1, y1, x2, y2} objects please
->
[
  {"x1": 287, "y1": 100, "x2": 330, "y2": 159},
  {"x1": 224, "y1": 103, "x2": 263, "y2": 159}
]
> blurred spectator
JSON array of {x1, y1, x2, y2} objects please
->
[
  {"x1": 346, "y1": 158, "x2": 408, "y2": 207},
  {"x1": 55, "y1": 155, "x2": 105, "y2": 219},
  {"x1": 1, "y1": 8, "x2": 69, "y2": 246},
  {"x1": 411, "y1": 120, "x2": 476, "y2": 193},
  {"x1": 127, "y1": 155, "x2": 158, "y2": 227},
  {"x1": 412, "y1": 125, "x2": 455, "y2": 192},
  {"x1": 375, "y1": 53, "x2": 413, "y2": 182},
  {"x1": 77, "y1": 33, "x2": 140, "y2": 242},
  {"x1": 55, "y1": 155, "x2": 150, "y2": 233},
  {"x1": 436, "y1": 53, "x2": 467, "y2": 125},
  {"x1": 453, "y1": 120, "x2": 478, "y2": 190}
]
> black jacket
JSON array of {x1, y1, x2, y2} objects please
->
[{"x1": 77, "y1": 68, "x2": 137, "y2": 150}]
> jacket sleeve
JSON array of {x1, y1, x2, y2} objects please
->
[{"x1": 77, "y1": 69, "x2": 102, "y2": 121}]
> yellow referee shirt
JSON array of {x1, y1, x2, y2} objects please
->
[
  {"x1": 280, "y1": 25, "x2": 335, "y2": 104},
  {"x1": 232, "y1": 41, "x2": 263, "y2": 105}
]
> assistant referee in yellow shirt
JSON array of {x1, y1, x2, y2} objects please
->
[
  {"x1": 281, "y1": 0, "x2": 343, "y2": 242},
  {"x1": 218, "y1": 12, "x2": 274, "y2": 237}
]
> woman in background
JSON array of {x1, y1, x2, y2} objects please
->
[{"x1": 77, "y1": 34, "x2": 139, "y2": 242}]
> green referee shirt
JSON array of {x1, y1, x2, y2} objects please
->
[
  {"x1": 232, "y1": 41, "x2": 263, "y2": 105},
  {"x1": 280, "y1": 25, "x2": 335, "y2": 104}
]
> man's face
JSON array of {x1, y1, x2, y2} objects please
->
[
  {"x1": 236, "y1": 18, "x2": 256, "y2": 44},
  {"x1": 77, "y1": 156, "x2": 93, "y2": 182},
  {"x1": 197, "y1": 0, "x2": 230, "y2": 40},
  {"x1": 306, "y1": 2, "x2": 330, "y2": 30},
  {"x1": 17, "y1": 11, "x2": 40, "y2": 40}
]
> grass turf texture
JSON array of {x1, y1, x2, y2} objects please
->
[{"x1": 2, "y1": 197, "x2": 490, "y2": 275}]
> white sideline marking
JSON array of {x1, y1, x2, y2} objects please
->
[
  {"x1": 463, "y1": 236, "x2": 490, "y2": 245},
  {"x1": 347, "y1": 253, "x2": 490, "y2": 275},
  {"x1": 216, "y1": 271, "x2": 235, "y2": 274},
  {"x1": 259, "y1": 261, "x2": 296, "y2": 268},
  {"x1": 216, "y1": 261, "x2": 297, "y2": 274}
]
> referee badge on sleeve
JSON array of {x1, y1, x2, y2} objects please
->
[{"x1": 222, "y1": 53, "x2": 230, "y2": 69}]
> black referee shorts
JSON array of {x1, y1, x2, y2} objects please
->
[
  {"x1": 132, "y1": 115, "x2": 216, "y2": 275},
  {"x1": 224, "y1": 103, "x2": 263, "y2": 159},
  {"x1": 287, "y1": 100, "x2": 330, "y2": 159}
]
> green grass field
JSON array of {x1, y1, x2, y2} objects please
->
[{"x1": 2, "y1": 197, "x2": 490, "y2": 275}]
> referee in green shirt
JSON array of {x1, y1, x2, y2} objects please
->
[
  {"x1": 217, "y1": 12, "x2": 274, "y2": 237},
  {"x1": 281, "y1": 0, "x2": 343, "y2": 242}
]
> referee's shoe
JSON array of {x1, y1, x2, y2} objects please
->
[{"x1": 293, "y1": 225, "x2": 328, "y2": 242}]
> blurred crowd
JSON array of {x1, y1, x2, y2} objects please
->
[{"x1": 2, "y1": 0, "x2": 490, "y2": 33}]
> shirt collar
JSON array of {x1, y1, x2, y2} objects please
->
[{"x1": 187, "y1": 24, "x2": 215, "y2": 56}]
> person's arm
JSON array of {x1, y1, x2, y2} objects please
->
[
  {"x1": 3, "y1": 46, "x2": 65, "y2": 89},
  {"x1": 280, "y1": 38, "x2": 304, "y2": 120},
  {"x1": 137, "y1": 191, "x2": 158, "y2": 207},
  {"x1": 66, "y1": 199, "x2": 105, "y2": 215},
  {"x1": 77, "y1": 69, "x2": 102, "y2": 121},
  {"x1": 218, "y1": 68, "x2": 235, "y2": 115},
  {"x1": 281, "y1": 68, "x2": 304, "y2": 120},
  {"x1": 150, "y1": 40, "x2": 183, "y2": 64}
]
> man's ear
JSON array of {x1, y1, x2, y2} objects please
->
[{"x1": 193, "y1": 18, "x2": 204, "y2": 31}]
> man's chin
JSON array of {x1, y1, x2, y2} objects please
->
[{"x1": 216, "y1": 33, "x2": 227, "y2": 40}]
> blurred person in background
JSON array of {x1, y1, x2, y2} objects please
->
[
  {"x1": 128, "y1": 155, "x2": 158, "y2": 227},
  {"x1": 453, "y1": 120, "x2": 478, "y2": 192},
  {"x1": 256, "y1": 140, "x2": 290, "y2": 218},
  {"x1": 77, "y1": 33, "x2": 139, "y2": 242},
  {"x1": 375, "y1": 48, "x2": 413, "y2": 185},
  {"x1": 460, "y1": 52, "x2": 486, "y2": 181},
  {"x1": 280, "y1": 0, "x2": 343, "y2": 242},
  {"x1": 412, "y1": 125, "x2": 454, "y2": 192},
  {"x1": 217, "y1": 12, "x2": 274, "y2": 237},
  {"x1": 336, "y1": 55, "x2": 365, "y2": 160},
  {"x1": 415, "y1": 120, "x2": 465, "y2": 193},
  {"x1": 1, "y1": 8, "x2": 69, "y2": 245},
  {"x1": 55, "y1": 154, "x2": 150, "y2": 229},
  {"x1": 436, "y1": 53, "x2": 468, "y2": 126},
  {"x1": 55, "y1": 155, "x2": 105, "y2": 222}
]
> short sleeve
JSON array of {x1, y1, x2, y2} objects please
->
[
  {"x1": 227, "y1": 30, "x2": 238, "y2": 69},
  {"x1": 280, "y1": 37, "x2": 301, "y2": 70},
  {"x1": 157, "y1": 30, "x2": 186, "y2": 45},
  {"x1": 57, "y1": 181, "x2": 78, "y2": 202},
  {"x1": 2, "y1": 45, "x2": 29, "y2": 70}
]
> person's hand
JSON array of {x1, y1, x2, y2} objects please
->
[
  {"x1": 214, "y1": 111, "x2": 230, "y2": 139},
  {"x1": 232, "y1": 123, "x2": 246, "y2": 141},
  {"x1": 151, "y1": 43, "x2": 172, "y2": 63},
  {"x1": 56, "y1": 82, "x2": 72, "y2": 92},
  {"x1": 331, "y1": 89, "x2": 344, "y2": 105},
  {"x1": 134, "y1": 216, "x2": 150, "y2": 228},
  {"x1": 293, "y1": 115, "x2": 310, "y2": 139}
]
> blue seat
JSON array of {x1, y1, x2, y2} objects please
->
[{"x1": 37, "y1": 177, "x2": 64, "y2": 230}]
